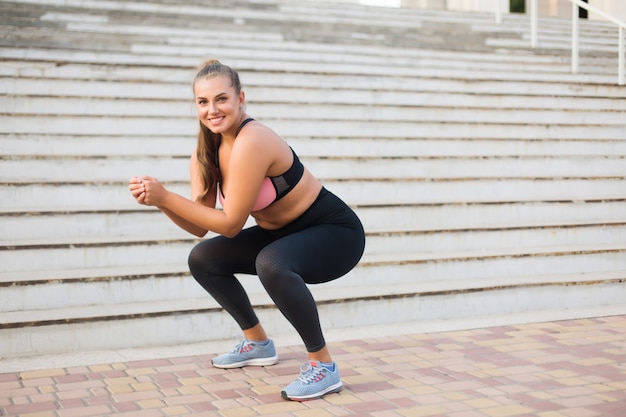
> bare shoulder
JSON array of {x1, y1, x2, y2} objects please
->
[
  {"x1": 241, "y1": 121, "x2": 282, "y2": 142},
  {"x1": 189, "y1": 146, "x2": 199, "y2": 165},
  {"x1": 233, "y1": 121, "x2": 286, "y2": 157},
  {"x1": 189, "y1": 146, "x2": 202, "y2": 174}
]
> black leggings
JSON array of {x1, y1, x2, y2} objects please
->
[{"x1": 188, "y1": 188, "x2": 365, "y2": 352}]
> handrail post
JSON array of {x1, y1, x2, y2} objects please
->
[
  {"x1": 617, "y1": 26, "x2": 626, "y2": 85},
  {"x1": 495, "y1": 0, "x2": 501, "y2": 24},
  {"x1": 571, "y1": 0, "x2": 579, "y2": 74},
  {"x1": 501, "y1": 0, "x2": 624, "y2": 84},
  {"x1": 530, "y1": 0, "x2": 538, "y2": 47}
]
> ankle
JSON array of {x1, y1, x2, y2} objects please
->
[
  {"x1": 307, "y1": 345, "x2": 332, "y2": 363},
  {"x1": 242, "y1": 323, "x2": 269, "y2": 342}
]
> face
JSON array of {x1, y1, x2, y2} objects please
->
[{"x1": 194, "y1": 75, "x2": 244, "y2": 134}]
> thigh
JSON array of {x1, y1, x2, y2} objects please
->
[
  {"x1": 259, "y1": 223, "x2": 365, "y2": 285},
  {"x1": 189, "y1": 226, "x2": 273, "y2": 276}
]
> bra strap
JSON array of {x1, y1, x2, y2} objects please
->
[{"x1": 236, "y1": 117, "x2": 255, "y2": 136}]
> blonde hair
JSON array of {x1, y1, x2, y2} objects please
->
[{"x1": 192, "y1": 59, "x2": 242, "y2": 203}]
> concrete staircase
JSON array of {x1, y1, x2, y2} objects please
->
[{"x1": 1, "y1": 0, "x2": 626, "y2": 359}]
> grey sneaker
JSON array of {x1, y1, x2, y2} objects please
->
[
  {"x1": 281, "y1": 361, "x2": 343, "y2": 401},
  {"x1": 211, "y1": 339, "x2": 278, "y2": 369}
]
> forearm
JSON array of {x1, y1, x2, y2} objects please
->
[
  {"x1": 159, "y1": 206, "x2": 208, "y2": 238},
  {"x1": 160, "y1": 190, "x2": 244, "y2": 238}
]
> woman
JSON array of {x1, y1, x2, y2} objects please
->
[{"x1": 129, "y1": 59, "x2": 365, "y2": 401}]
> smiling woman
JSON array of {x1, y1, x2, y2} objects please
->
[{"x1": 128, "y1": 59, "x2": 365, "y2": 402}]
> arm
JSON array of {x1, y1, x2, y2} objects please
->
[
  {"x1": 157, "y1": 134, "x2": 273, "y2": 237},
  {"x1": 128, "y1": 150, "x2": 213, "y2": 237},
  {"x1": 130, "y1": 134, "x2": 274, "y2": 238},
  {"x1": 128, "y1": 176, "x2": 211, "y2": 237},
  {"x1": 159, "y1": 206, "x2": 208, "y2": 238},
  {"x1": 130, "y1": 177, "x2": 243, "y2": 237},
  {"x1": 157, "y1": 151, "x2": 217, "y2": 237}
]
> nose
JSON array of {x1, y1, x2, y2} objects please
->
[{"x1": 208, "y1": 100, "x2": 219, "y2": 115}]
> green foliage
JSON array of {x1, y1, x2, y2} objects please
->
[{"x1": 510, "y1": 0, "x2": 525, "y2": 13}]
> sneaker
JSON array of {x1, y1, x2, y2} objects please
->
[
  {"x1": 281, "y1": 361, "x2": 343, "y2": 401},
  {"x1": 211, "y1": 339, "x2": 278, "y2": 369}
]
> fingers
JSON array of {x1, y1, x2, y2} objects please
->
[
  {"x1": 128, "y1": 176, "x2": 162, "y2": 206},
  {"x1": 128, "y1": 178, "x2": 145, "y2": 192},
  {"x1": 129, "y1": 176, "x2": 147, "y2": 204}
]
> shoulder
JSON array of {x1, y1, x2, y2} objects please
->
[
  {"x1": 240, "y1": 120, "x2": 280, "y2": 140},
  {"x1": 234, "y1": 121, "x2": 284, "y2": 154},
  {"x1": 189, "y1": 146, "x2": 202, "y2": 169}
]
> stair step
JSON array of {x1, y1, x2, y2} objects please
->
[
  {"x1": 4, "y1": 222, "x2": 626, "y2": 262},
  {"x1": 55, "y1": 24, "x2": 554, "y2": 65},
  {"x1": 2, "y1": 116, "x2": 625, "y2": 139},
  {"x1": 5, "y1": 97, "x2": 626, "y2": 127},
  {"x1": 3, "y1": 155, "x2": 626, "y2": 183},
  {"x1": 3, "y1": 268, "x2": 625, "y2": 327},
  {"x1": 4, "y1": 179, "x2": 625, "y2": 213},
  {"x1": 3, "y1": 64, "x2": 624, "y2": 97},
  {"x1": 2, "y1": 270, "x2": 624, "y2": 357},
  {"x1": 0, "y1": 46, "x2": 617, "y2": 84},
  {"x1": 5, "y1": 83, "x2": 626, "y2": 113},
  {"x1": 2, "y1": 244, "x2": 626, "y2": 312},
  {"x1": 487, "y1": 36, "x2": 621, "y2": 54},
  {"x1": 4, "y1": 202, "x2": 626, "y2": 241},
  {"x1": 4, "y1": 135, "x2": 626, "y2": 158}
]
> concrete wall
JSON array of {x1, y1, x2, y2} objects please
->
[
  {"x1": 443, "y1": 0, "x2": 508, "y2": 13},
  {"x1": 590, "y1": 0, "x2": 626, "y2": 21},
  {"x1": 401, "y1": 0, "x2": 446, "y2": 9},
  {"x1": 537, "y1": 0, "x2": 626, "y2": 21},
  {"x1": 342, "y1": 0, "x2": 626, "y2": 22}
]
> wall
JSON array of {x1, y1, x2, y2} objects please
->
[
  {"x1": 537, "y1": 0, "x2": 626, "y2": 21},
  {"x1": 310, "y1": 0, "x2": 626, "y2": 21},
  {"x1": 590, "y1": 0, "x2": 626, "y2": 21}
]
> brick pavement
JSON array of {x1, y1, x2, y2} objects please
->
[{"x1": 1, "y1": 316, "x2": 625, "y2": 417}]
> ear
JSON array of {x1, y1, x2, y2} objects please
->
[{"x1": 239, "y1": 91, "x2": 246, "y2": 108}]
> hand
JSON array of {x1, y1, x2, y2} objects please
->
[{"x1": 128, "y1": 176, "x2": 167, "y2": 206}]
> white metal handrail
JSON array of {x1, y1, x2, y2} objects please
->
[{"x1": 511, "y1": 0, "x2": 626, "y2": 85}]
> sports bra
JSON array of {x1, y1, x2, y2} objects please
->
[{"x1": 216, "y1": 118, "x2": 305, "y2": 212}]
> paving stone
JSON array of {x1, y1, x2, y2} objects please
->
[{"x1": 1, "y1": 316, "x2": 625, "y2": 416}]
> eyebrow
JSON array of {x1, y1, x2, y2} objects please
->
[{"x1": 196, "y1": 92, "x2": 229, "y2": 100}]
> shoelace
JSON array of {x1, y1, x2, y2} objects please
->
[
  {"x1": 297, "y1": 362, "x2": 325, "y2": 384},
  {"x1": 232, "y1": 339, "x2": 251, "y2": 353}
]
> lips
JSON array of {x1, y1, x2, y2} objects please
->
[{"x1": 209, "y1": 116, "x2": 225, "y2": 125}]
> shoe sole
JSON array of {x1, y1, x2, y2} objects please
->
[
  {"x1": 212, "y1": 354, "x2": 279, "y2": 369},
  {"x1": 280, "y1": 382, "x2": 343, "y2": 401}
]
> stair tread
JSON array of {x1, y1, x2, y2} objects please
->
[
  {"x1": 2, "y1": 65, "x2": 623, "y2": 98},
  {"x1": 0, "y1": 46, "x2": 616, "y2": 83},
  {"x1": 363, "y1": 242, "x2": 626, "y2": 263},
  {"x1": 3, "y1": 218, "x2": 626, "y2": 247},
  {"x1": 3, "y1": 269, "x2": 625, "y2": 325},
  {"x1": 2, "y1": 242, "x2": 626, "y2": 285}
]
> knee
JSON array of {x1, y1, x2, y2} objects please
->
[
  {"x1": 255, "y1": 249, "x2": 286, "y2": 289},
  {"x1": 188, "y1": 241, "x2": 214, "y2": 278}
]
